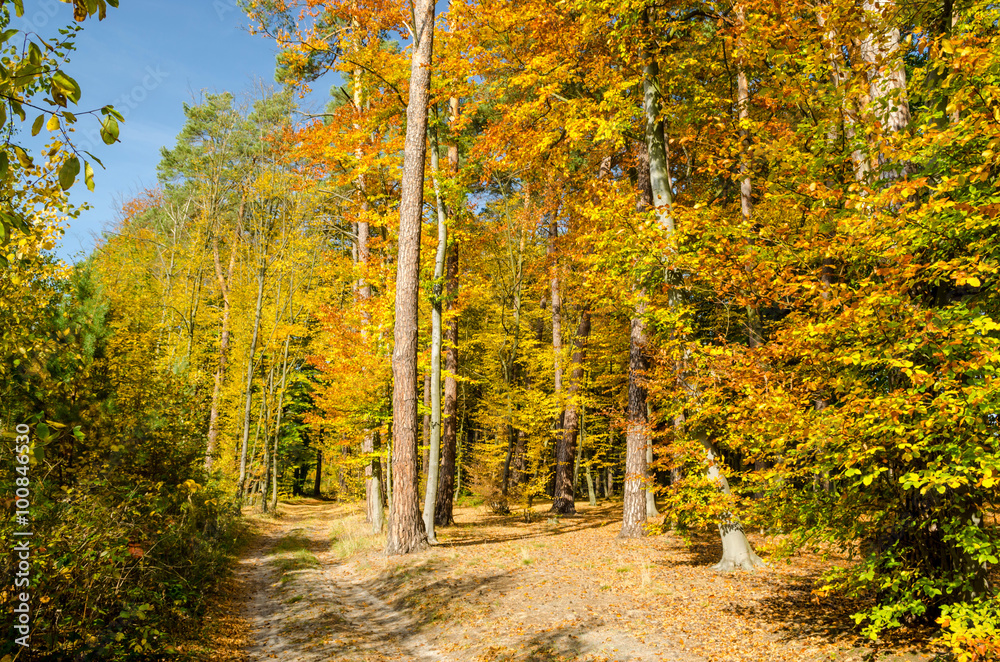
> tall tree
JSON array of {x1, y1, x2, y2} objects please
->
[
  {"x1": 422, "y1": 112, "x2": 450, "y2": 542},
  {"x1": 386, "y1": 0, "x2": 436, "y2": 555},
  {"x1": 435, "y1": 96, "x2": 461, "y2": 527}
]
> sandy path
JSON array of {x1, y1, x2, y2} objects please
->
[
  {"x1": 234, "y1": 501, "x2": 697, "y2": 661},
  {"x1": 229, "y1": 500, "x2": 932, "y2": 662},
  {"x1": 239, "y1": 501, "x2": 451, "y2": 661}
]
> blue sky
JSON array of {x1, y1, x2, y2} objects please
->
[{"x1": 14, "y1": 0, "x2": 330, "y2": 261}]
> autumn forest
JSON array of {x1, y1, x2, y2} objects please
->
[{"x1": 2, "y1": 0, "x2": 1000, "y2": 659}]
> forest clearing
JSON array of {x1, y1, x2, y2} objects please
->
[
  {"x1": 2, "y1": 0, "x2": 1000, "y2": 659},
  {"x1": 187, "y1": 499, "x2": 941, "y2": 662}
]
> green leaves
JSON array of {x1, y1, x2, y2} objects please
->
[
  {"x1": 51, "y1": 71, "x2": 82, "y2": 106},
  {"x1": 84, "y1": 160, "x2": 95, "y2": 192},
  {"x1": 100, "y1": 114, "x2": 120, "y2": 145},
  {"x1": 12, "y1": 145, "x2": 33, "y2": 169},
  {"x1": 59, "y1": 156, "x2": 81, "y2": 190}
]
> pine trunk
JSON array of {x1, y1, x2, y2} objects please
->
[
  {"x1": 621, "y1": 305, "x2": 650, "y2": 538},
  {"x1": 386, "y1": 0, "x2": 434, "y2": 556}
]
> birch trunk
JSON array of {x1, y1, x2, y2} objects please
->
[
  {"x1": 435, "y1": 238, "x2": 459, "y2": 526},
  {"x1": 422, "y1": 370, "x2": 431, "y2": 474},
  {"x1": 422, "y1": 120, "x2": 449, "y2": 543},
  {"x1": 435, "y1": 96, "x2": 461, "y2": 527}
]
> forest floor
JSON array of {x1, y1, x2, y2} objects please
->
[{"x1": 194, "y1": 498, "x2": 948, "y2": 662}]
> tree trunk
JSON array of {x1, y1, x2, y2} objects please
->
[
  {"x1": 235, "y1": 266, "x2": 266, "y2": 506},
  {"x1": 269, "y1": 334, "x2": 290, "y2": 513},
  {"x1": 363, "y1": 429, "x2": 384, "y2": 533},
  {"x1": 817, "y1": 7, "x2": 869, "y2": 181},
  {"x1": 314, "y1": 449, "x2": 322, "y2": 497},
  {"x1": 622, "y1": 140, "x2": 655, "y2": 538},
  {"x1": 551, "y1": 309, "x2": 591, "y2": 514},
  {"x1": 549, "y1": 215, "x2": 563, "y2": 403},
  {"x1": 573, "y1": 414, "x2": 583, "y2": 497},
  {"x1": 422, "y1": 118, "x2": 449, "y2": 543},
  {"x1": 434, "y1": 94, "x2": 461, "y2": 528},
  {"x1": 699, "y1": 431, "x2": 767, "y2": 571},
  {"x1": 585, "y1": 450, "x2": 597, "y2": 506},
  {"x1": 260, "y1": 365, "x2": 275, "y2": 513},
  {"x1": 386, "y1": 0, "x2": 434, "y2": 556},
  {"x1": 422, "y1": 370, "x2": 431, "y2": 474},
  {"x1": 860, "y1": 0, "x2": 911, "y2": 180},
  {"x1": 621, "y1": 304, "x2": 650, "y2": 538},
  {"x1": 435, "y1": 235, "x2": 459, "y2": 527},
  {"x1": 205, "y1": 225, "x2": 238, "y2": 471},
  {"x1": 734, "y1": 4, "x2": 765, "y2": 350},
  {"x1": 353, "y1": 51, "x2": 384, "y2": 531}
]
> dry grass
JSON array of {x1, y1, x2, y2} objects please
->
[{"x1": 329, "y1": 511, "x2": 384, "y2": 559}]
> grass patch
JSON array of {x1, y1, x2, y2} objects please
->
[
  {"x1": 329, "y1": 515, "x2": 384, "y2": 560},
  {"x1": 456, "y1": 494, "x2": 485, "y2": 508}
]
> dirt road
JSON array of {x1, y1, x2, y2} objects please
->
[{"x1": 224, "y1": 499, "x2": 933, "y2": 662}]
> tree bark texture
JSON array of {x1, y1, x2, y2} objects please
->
[
  {"x1": 235, "y1": 267, "x2": 266, "y2": 505},
  {"x1": 314, "y1": 448, "x2": 322, "y2": 497},
  {"x1": 422, "y1": 370, "x2": 431, "y2": 474},
  {"x1": 386, "y1": 0, "x2": 434, "y2": 556},
  {"x1": 422, "y1": 120, "x2": 449, "y2": 543},
  {"x1": 435, "y1": 239, "x2": 459, "y2": 527},
  {"x1": 621, "y1": 302, "x2": 650, "y2": 538},
  {"x1": 551, "y1": 309, "x2": 591, "y2": 514},
  {"x1": 699, "y1": 432, "x2": 767, "y2": 571}
]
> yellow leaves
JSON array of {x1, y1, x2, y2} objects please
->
[{"x1": 955, "y1": 271, "x2": 981, "y2": 287}]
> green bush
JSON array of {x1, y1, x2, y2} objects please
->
[
  {"x1": 1, "y1": 474, "x2": 244, "y2": 659},
  {"x1": 938, "y1": 601, "x2": 1000, "y2": 662}
]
